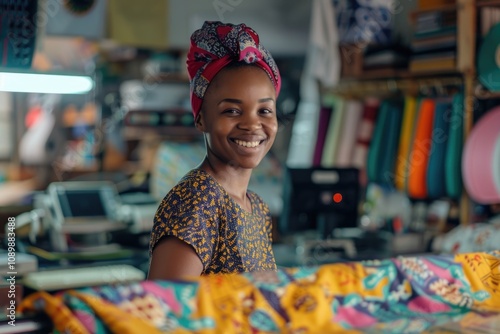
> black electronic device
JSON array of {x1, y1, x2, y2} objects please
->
[{"x1": 279, "y1": 167, "x2": 360, "y2": 239}]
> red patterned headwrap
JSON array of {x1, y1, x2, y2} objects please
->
[{"x1": 186, "y1": 21, "x2": 281, "y2": 119}]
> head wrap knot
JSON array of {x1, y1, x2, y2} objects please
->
[{"x1": 187, "y1": 21, "x2": 281, "y2": 119}]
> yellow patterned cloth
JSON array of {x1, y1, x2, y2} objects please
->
[{"x1": 19, "y1": 251, "x2": 500, "y2": 333}]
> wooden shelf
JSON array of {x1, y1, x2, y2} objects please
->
[
  {"x1": 410, "y1": 3, "x2": 458, "y2": 16},
  {"x1": 145, "y1": 73, "x2": 189, "y2": 84},
  {"x1": 340, "y1": 69, "x2": 462, "y2": 82},
  {"x1": 476, "y1": 0, "x2": 500, "y2": 7},
  {"x1": 123, "y1": 126, "x2": 201, "y2": 140}
]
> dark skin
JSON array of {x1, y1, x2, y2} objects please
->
[{"x1": 148, "y1": 65, "x2": 278, "y2": 280}]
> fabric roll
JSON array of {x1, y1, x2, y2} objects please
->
[
  {"x1": 352, "y1": 98, "x2": 380, "y2": 186},
  {"x1": 426, "y1": 100, "x2": 452, "y2": 199},
  {"x1": 321, "y1": 97, "x2": 346, "y2": 167},
  {"x1": 378, "y1": 100, "x2": 404, "y2": 186},
  {"x1": 335, "y1": 100, "x2": 364, "y2": 166},
  {"x1": 408, "y1": 98, "x2": 436, "y2": 199},
  {"x1": 394, "y1": 97, "x2": 418, "y2": 191},
  {"x1": 313, "y1": 106, "x2": 333, "y2": 166},
  {"x1": 445, "y1": 93, "x2": 464, "y2": 200},
  {"x1": 367, "y1": 101, "x2": 390, "y2": 183}
]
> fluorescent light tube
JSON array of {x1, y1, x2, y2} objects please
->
[{"x1": 0, "y1": 71, "x2": 94, "y2": 94}]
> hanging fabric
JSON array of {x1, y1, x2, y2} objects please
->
[
  {"x1": 408, "y1": 98, "x2": 436, "y2": 199},
  {"x1": 426, "y1": 99, "x2": 452, "y2": 199},
  {"x1": 366, "y1": 100, "x2": 403, "y2": 185},
  {"x1": 394, "y1": 96, "x2": 418, "y2": 192},
  {"x1": 286, "y1": 0, "x2": 341, "y2": 167},
  {"x1": 352, "y1": 98, "x2": 379, "y2": 186},
  {"x1": 312, "y1": 105, "x2": 333, "y2": 166},
  {"x1": 445, "y1": 93, "x2": 464, "y2": 200},
  {"x1": 321, "y1": 96, "x2": 346, "y2": 167},
  {"x1": 334, "y1": 100, "x2": 364, "y2": 166}
]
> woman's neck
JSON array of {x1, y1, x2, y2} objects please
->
[{"x1": 198, "y1": 157, "x2": 252, "y2": 206}]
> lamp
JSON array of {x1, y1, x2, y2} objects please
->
[{"x1": 0, "y1": 69, "x2": 94, "y2": 95}]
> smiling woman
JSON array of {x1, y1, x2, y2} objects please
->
[{"x1": 148, "y1": 21, "x2": 282, "y2": 280}]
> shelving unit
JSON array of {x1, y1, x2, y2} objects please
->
[{"x1": 331, "y1": 0, "x2": 484, "y2": 226}]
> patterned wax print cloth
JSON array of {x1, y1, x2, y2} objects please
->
[{"x1": 19, "y1": 251, "x2": 500, "y2": 333}]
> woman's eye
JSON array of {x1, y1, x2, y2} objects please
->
[
  {"x1": 223, "y1": 109, "x2": 239, "y2": 115},
  {"x1": 260, "y1": 108, "x2": 274, "y2": 115}
]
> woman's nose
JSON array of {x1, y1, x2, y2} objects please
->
[{"x1": 238, "y1": 112, "x2": 262, "y2": 131}]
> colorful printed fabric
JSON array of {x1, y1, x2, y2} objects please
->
[
  {"x1": 186, "y1": 21, "x2": 281, "y2": 119},
  {"x1": 435, "y1": 220, "x2": 500, "y2": 254},
  {"x1": 19, "y1": 251, "x2": 500, "y2": 333},
  {"x1": 150, "y1": 169, "x2": 277, "y2": 274}
]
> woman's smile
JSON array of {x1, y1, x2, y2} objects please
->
[{"x1": 196, "y1": 64, "x2": 278, "y2": 170}]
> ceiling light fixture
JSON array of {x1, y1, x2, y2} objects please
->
[{"x1": 0, "y1": 70, "x2": 94, "y2": 94}]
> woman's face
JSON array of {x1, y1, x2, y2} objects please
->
[{"x1": 197, "y1": 65, "x2": 278, "y2": 171}]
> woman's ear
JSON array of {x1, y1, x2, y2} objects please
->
[{"x1": 195, "y1": 113, "x2": 205, "y2": 132}]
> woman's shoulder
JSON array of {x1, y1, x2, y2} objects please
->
[
  {"x1": 247, "y1": 190, "x2": 270, "y2": 215},
  {"x1": 165, "y1": 169, "x2": 223, "y2": 201}
]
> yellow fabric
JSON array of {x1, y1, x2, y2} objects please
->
[
  {"x1": 395, "y1": 96, "x2": 418, "y2": 191},
  {"x1": 456, "y1": 252, "x2": 500, "y2": 311},
  {"x1": 18, "y1": 252, "x2": 500, "y2": 333},
  {"x1": 19, "y1": 291, "x2": 162, "y2": 334}
]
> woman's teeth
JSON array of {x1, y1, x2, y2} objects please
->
[{"x1": 234, "y1": 140, "x2": 260, "y2": 148}]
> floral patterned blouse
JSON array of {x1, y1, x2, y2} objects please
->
[{"x1": 149, "y1": 169, "x2": 277, "y2": 275}]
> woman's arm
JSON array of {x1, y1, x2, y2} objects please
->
[{"x1": 148, "y1": 237, "x2": 204, "y2": 280}]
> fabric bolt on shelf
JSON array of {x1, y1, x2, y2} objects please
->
[
  {"x1": 426, "y1": 99, "x2": 452, "y2": 199},
  {"x1": 445, "y1": 93, "x2": 464, "y2": 200},
  {"x1": 18, "y1": 251, "x2": 500, "y2": 334},
  {"x1": 462, "y1": 106, "x2": 500, "y2": 204},
  {"x1": 367, "y1": 100, "x2": 403, "y2": 185},
  {"x1": 321, "y1": 97, "x2": 346, "y2": 167},
  {"x1": 395, "y1": 97, "x2": 418, "y2": 191},
  {"x1": 478, "y1": 22, "x2": 500, "y2": 92},
  {"x1": 313, "y1": 105, "x2": 333, "y2": 166},
  {"x1": 334, "y1": 100, "x2": 364, "y2": 167},
  {"x1": 352, "y1": 99, "x2": 380, "y2": 186},
  {"x1": 367, "y1": 100, "x2": 391, "y2": 184},
  {"x1": 379, "y1": 100, "x2": 404, "y2": 186},
  {"x1": 408, "y1": 98, "x2": 436, "y2": 199}
]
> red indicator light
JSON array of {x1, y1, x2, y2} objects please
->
[{"x1": 333, "y1": 193, "x2": 343, "y2": 203}]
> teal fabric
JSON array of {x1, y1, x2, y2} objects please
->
[
  {"x1": 367, "y1": 100, "x2": 403, "y2": 185},
  {"x1": 367, "y1": 101, "x2": 390, "y2": 184},
  {"x1": 445, "y1": 93, "x2": 464, "y2": 199},
  {"x1": 427, "y1": 99, "x2": 452, "y2": 199}
]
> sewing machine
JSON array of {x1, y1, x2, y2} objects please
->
[{"x1": 14, "y1": 181, "x2": 158, "y2": 253}]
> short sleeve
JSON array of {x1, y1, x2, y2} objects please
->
[{"x1": 149, "y1": 180, "x2": 220, "y2": 271}]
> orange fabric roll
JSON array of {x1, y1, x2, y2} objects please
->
[{"x1": 408, "y1": 98, "x2": 436, "y2": 199}]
